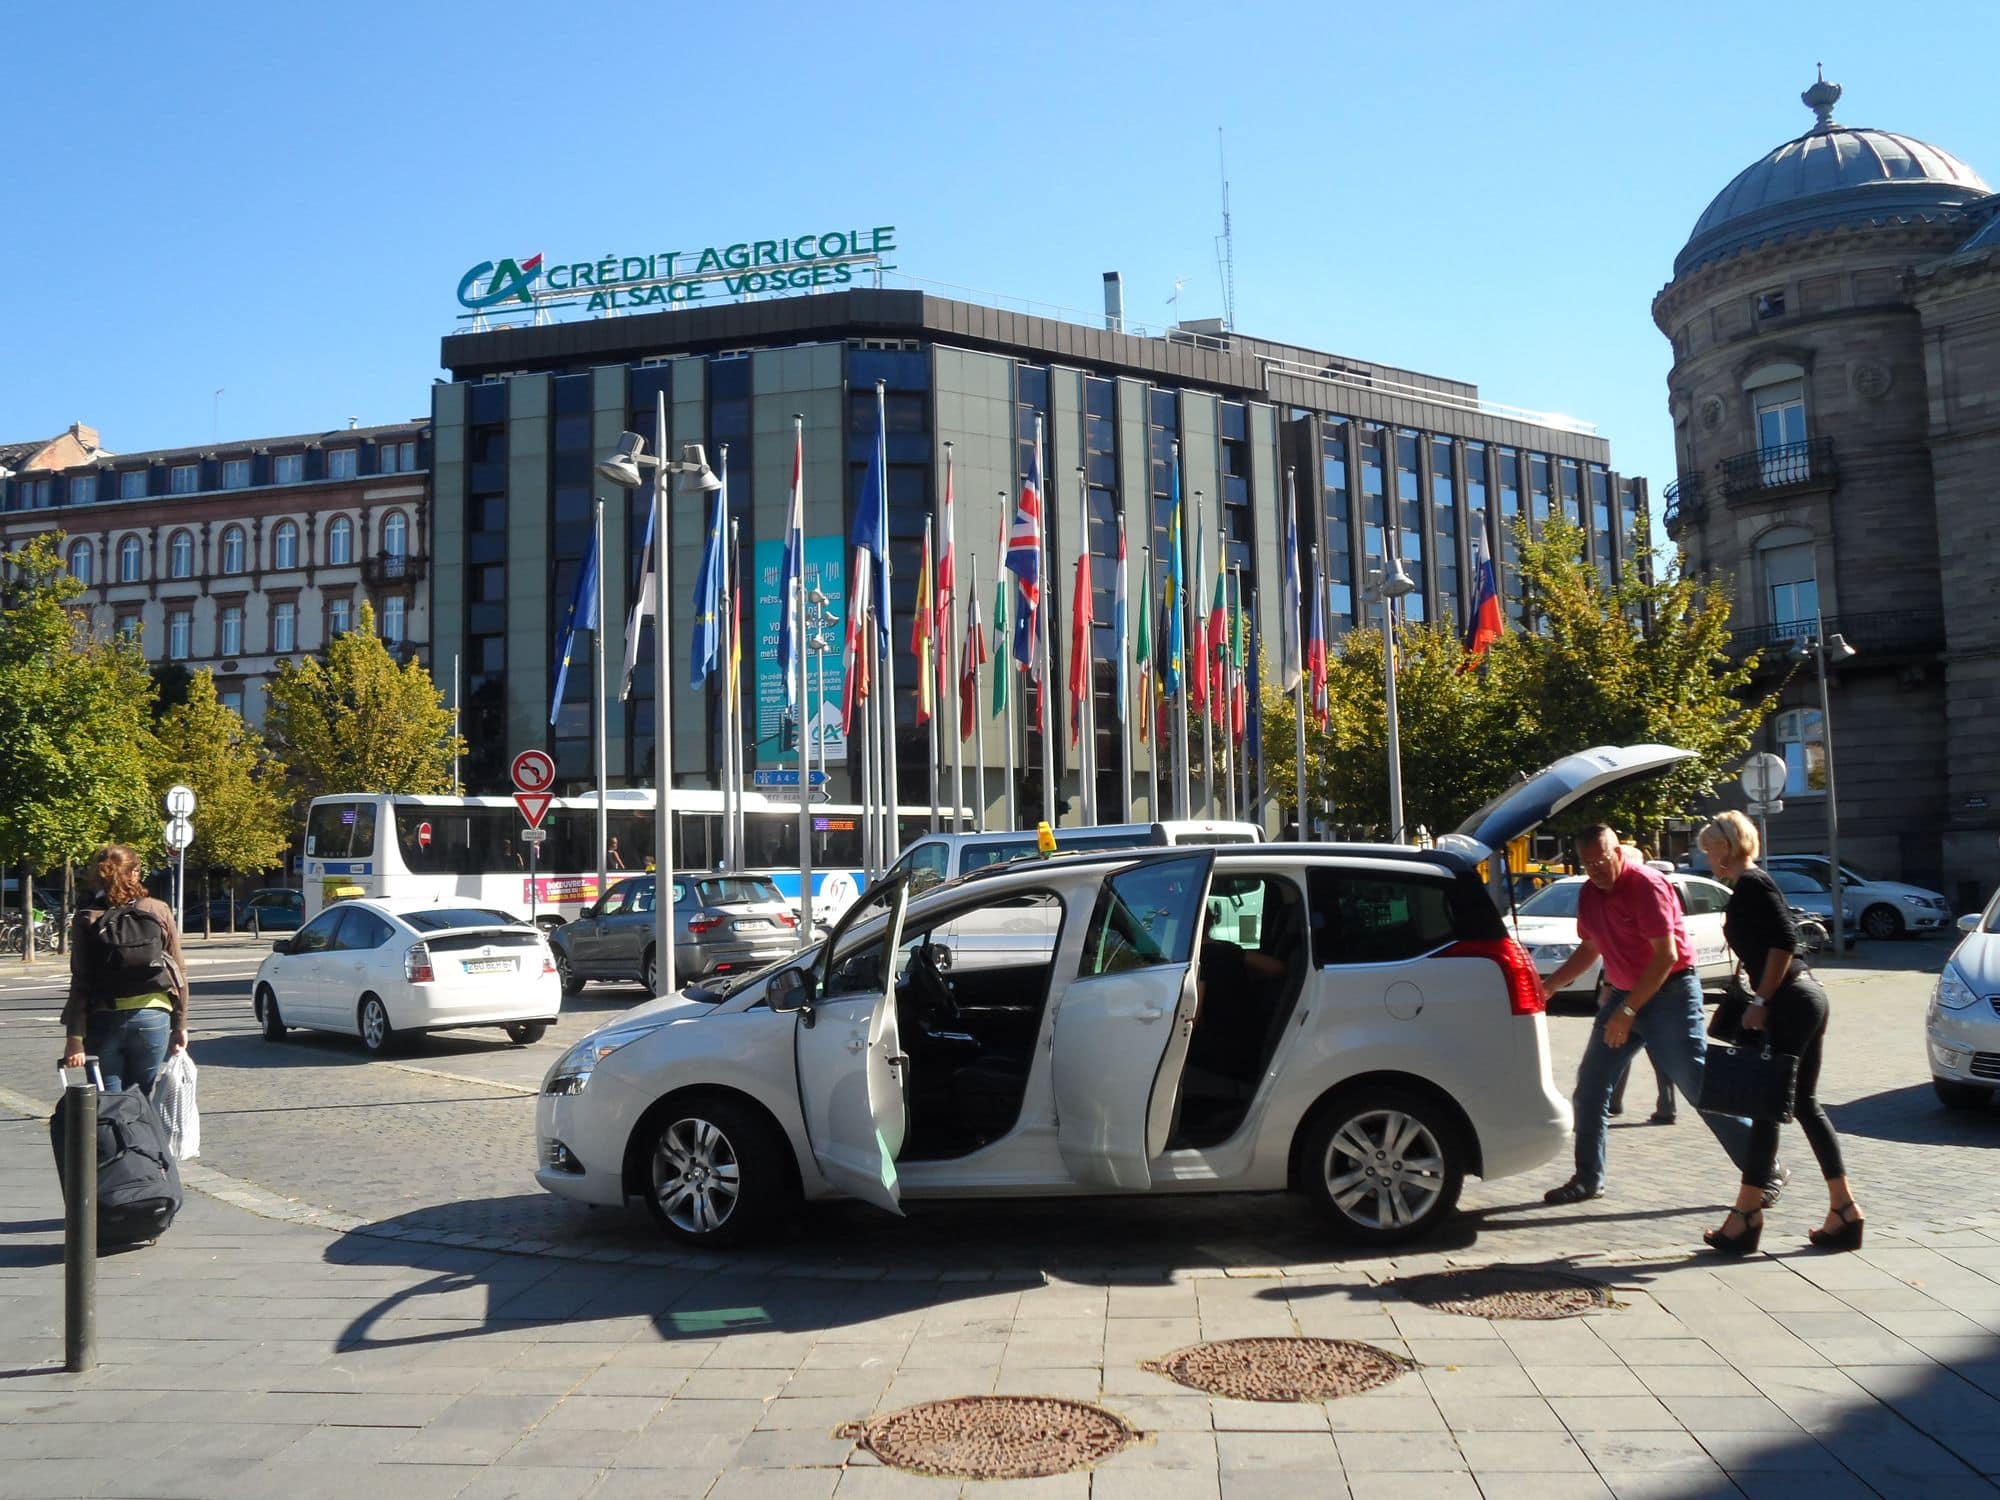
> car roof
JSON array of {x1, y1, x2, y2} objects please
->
[
  {"x1": 953, "y1": 839, "x2": 1476, "y2": 889},
  {"x1": 349, "y1": 897, "x2": 533, "y2": 926}
]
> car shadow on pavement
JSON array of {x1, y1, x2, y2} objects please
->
[{"x1": 1826, "y1": 1082, "x2": 2000, "y2": 1145}]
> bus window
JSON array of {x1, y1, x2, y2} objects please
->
[{"x1": 308, "y1": 800, "x2": 378, "y2": 860}]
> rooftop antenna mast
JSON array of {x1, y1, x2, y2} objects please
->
[{"x1": 1215, "y1": 127, "x2": 1236, "y2": 332}]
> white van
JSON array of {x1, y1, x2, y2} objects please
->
[{"x1": 885, "y1": 820, "x2": 1263, "y2": 895}]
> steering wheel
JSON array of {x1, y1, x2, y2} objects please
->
[{"x1": 911, "y1": 940, "x2": 959, "y2": 1028}]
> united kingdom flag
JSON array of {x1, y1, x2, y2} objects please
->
[{"x1": 1005, "y1": 436, "x2": 1045, "y2": 671}]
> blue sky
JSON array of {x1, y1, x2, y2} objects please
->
[{"x1": 8, "y1": 0, "x2": 1997, "y2": 520}]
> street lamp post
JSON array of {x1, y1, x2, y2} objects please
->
[
  {"x1": 1365, "y1": 559, "x2": 1417, "y2": 843},
  {"x1": 1794, "y1": 627, "x2": 1857, "y2": 951},
  {"x1": 596, "y1": 419, "x2": 721, "y2": 998}
]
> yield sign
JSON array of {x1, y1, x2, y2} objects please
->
[{"x1": 514, "y1": 791, "x2": 553, "y2": 829}]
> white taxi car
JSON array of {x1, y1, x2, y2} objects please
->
[
  {"x1": 1511, "y1": 872, "x2": 1737, "y2": 1000},
  {"x1": 252, "y1": 899, "x2": 563, "y2": 1054},
  {"x1": 535, "y1": 745, "x2": 1692, "y2": 1248}
]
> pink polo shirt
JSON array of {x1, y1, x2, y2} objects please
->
[{"x1": 1575, "y1": 858, "x2": 1693, "y2": 991}]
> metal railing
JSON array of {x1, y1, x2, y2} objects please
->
[
  {"x1": 1721, "y1": 436, "x2": 1836, "y2": 499},
  {"x1": 361, "y1": 551, "x2": 426, "y2": 585},
  {"x1": 1257, "y1": 355, "x2": 1598, "y2": 434},
  {"x1": 1662, "y1": 474, "x2": 1707, "y2": 537},
  {"x1": 1727, "y1": 609, "x2": 1945, "y2": 659}
]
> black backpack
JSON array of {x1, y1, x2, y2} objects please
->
[
  {"x1": 85, "y1": 902, "x2": 170, "y2": 1000},
  {"x1": 49, "y1": 1088, "x2": 183, "y2": 1248}
]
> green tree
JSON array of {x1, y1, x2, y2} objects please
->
[
  {"x1": 263, "y1": 602, "x2": 464, "y2": 803},
  {"x1": 0, "y1": 534, "x2": 158, "y2": 954},
  {"x1": 150, "y1": 671, "x2": 293, "y2": 932}
]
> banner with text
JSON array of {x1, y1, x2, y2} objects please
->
[{"x1": 753, "y1": 537, "x2": 848, "y2": 767}]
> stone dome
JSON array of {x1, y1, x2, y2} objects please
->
[{"x1": 1674, "y1": 74, "x2": 1989, "y2": 278}]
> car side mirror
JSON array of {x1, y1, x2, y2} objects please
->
[
  {"x1": 1960, "y1": 914, "x2": 1981, "y2": 934},
  {"x1": 766, "y1": 966, "x2": 815, "y2": 1014},
  {"x1": 271, "y1": 938, "x2": 292, "y2": 955}
]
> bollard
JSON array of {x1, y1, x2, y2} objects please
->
[{"x1": 62, "y1": 1083, "x2": 96, "y2": 1373}]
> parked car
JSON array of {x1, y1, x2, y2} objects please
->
[
  {"x1": 1928, "y1": 896, "x2": 2000, "y2": 1109},
  {"x1": 252, "y1": 899, "x2": 562, "y2": 1054},
  {"x1": 1765, "y1": 869, "x2": 1859, "y2": 942},
  {"x1": 1755, "y1": 855, "x2": 1948, "y2": 941},
  {"x1": 533, "y1": 741, "x2": 1694, "y2": 1249},
  {"x1": 206, "y1": 888, "x2": 305, "y2": 934},
  {"x1": 550, "y1": 873, "x2": 802, "y2": 994},
  {"x1": 1509, "y1": 872, "x2": 1736, "y2": 1000}
]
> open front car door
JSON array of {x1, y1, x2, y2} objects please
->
[{"x1": 792, "y1": 875, "x2": 912, "y2": 1216}]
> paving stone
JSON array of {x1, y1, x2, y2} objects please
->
[
  {"x1": 1213, "y1": 1430, "x2": 1339, "y2": 1470},
  {"x1": 1332, "y1": 1431, "x2": 1466, "y2": 1472}
]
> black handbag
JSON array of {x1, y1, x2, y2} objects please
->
[{"x1": 1699, "y1": 1040, "x2": 1798, "y2": 1123}]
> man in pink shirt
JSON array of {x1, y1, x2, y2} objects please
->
[{"x1": 1538, "y1": 825, "x2": 1774, "y2": 1206}]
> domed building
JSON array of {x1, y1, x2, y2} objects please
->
[{"x1": 1654, "y1": 74, "x2": 2000, "y2": 913}]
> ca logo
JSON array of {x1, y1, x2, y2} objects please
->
[{"x1": 457, "y1": 254, "x2": 545, "y2": 310}]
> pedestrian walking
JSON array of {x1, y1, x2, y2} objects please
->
[
  {"x1": 1539, "y1": 825, "x2": 1779, "y2": 1206},
  {"x1": 60, "y1": 844, "x2": 189, "y2": 1095},
  {"x1": 1695, "y1": 811, "x2": 1863, "y2": 1255}
]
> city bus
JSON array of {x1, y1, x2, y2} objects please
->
[{"x1": 300, "y1": 789, "x2": 940, "y2": 929}]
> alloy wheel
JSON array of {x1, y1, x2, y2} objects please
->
[
  {"x1": 1321, "y1": 1108, "x2": 1447, "y2": 1231},
  {"x1": 650, "y1": 1116, "x2": 742, "y2": 1235},
  {"x1": 361, "y1": 998, "x2": 390, "y2": 1052},
  {"x1": 1861, "y1": 904, "x2": 1903, "y2": 941}
]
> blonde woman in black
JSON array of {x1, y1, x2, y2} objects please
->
[{"x1": 1695, "y1": 811, "x2": 1863, "y2": 1254}]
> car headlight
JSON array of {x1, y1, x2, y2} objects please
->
[
  {"x1": 1935, "y1": 966, "x2": 1980, "y2": 1012},
  {"x1": 543, "y1": 1020, "x2": 667, "y2": 1095},
  {"x1": 1527, "y1": 942, "x2": 1575, "y2": 963},
  {"x1": 1902, "y1": 895, "x2": 1931, "y2": 908}
]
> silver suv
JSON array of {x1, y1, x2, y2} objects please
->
[{"x1": 550, "y1": 873, "x2": 801, "y2": 994}]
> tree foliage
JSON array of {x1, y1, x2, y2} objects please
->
[
  {"x1": 263, "y1": 602, "x2": 463, "y2": 803},
  {"x1": 0, "y1": 534, "x2": 158, "y2": 875},
  {"x1": 1257, "y1": 517, "x2": 1776, "y2": 843},
  {"x1": 149, "y1": 670, "x2": 292, "y2": 881}
]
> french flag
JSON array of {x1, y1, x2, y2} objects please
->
[{"x1": 1461, "y1": 527, "x2": 1504, "y2": 670}]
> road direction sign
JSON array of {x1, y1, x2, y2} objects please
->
[
  {"x1": 753, "y1": 769, "x2": 829, "y2": 788},
  {"x1": 1739, "y1": 752, "x2": 1787, "y2": 804},
  {"x1": 1747, "y1": 799, "x2": 1785, "y2": 817},
  {"x1": 510, "y1": 749, "x2": 556, "y2": 794},
  {"x1": 163, "y1": 817, "x2": 194, "y2": 852},
  {"x1": 515, "y1": 791, "x2": 553, "y2": 829},
  {"x1": 164, "y1": 784, "x2": 196, "y2": 818},
  {"x1": 520, "y1": 828, "x2": 548, "y2": 846}
]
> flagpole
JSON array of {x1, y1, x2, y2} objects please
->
[
  {"x1": 971, "y1": 551, "x2": 987, "y2": 833},
  {"x1": 858, "y1": 621, "x2": 876, "y2": 876},
  {"x1": 943, "y1": 444, "x2": 962, "y2": 833},
  {"x1": 1116, "y1": 514, "x2": 1132, "y2": 824},
  {"x1": 1171, "y1": 445, "x2": 1192, "y2": 823},
  {"x1": 1073, "y1": 466, "x2": 1092, "y2": 827},
  {"x1": 718, "y1": 445, "x2": 735, "y2": 871},
  {"x1": 1253, "y1": 586, "x2": 1268, "y2": 832},
  {"x1": 875, "y1": 382, "x2": 901, "y2": 863},
  {"x1": 1036, "y1": 415, "x2": 1056, "y2": 830},
  {"x1": 651, "y1": 393, "x2": 676, "y2": 994},
  {"x1": 1144, "y1": 542, "x2": 1159, "y2": 820},
  {"x1": 1222, "y1": 564, "x2": 1236, "y2": 824},
  {"x1": 1196, "y1": 490, "x2": 1212, "y2": 819},
  {"x1": 730, "y1": 516, "x2": 746, "y2": 872},
  {"x1": 1000, "y1": 494, "x2": 1017, "y2": 831},
  {"x1": 794, "y1": 513, "x2": 813, "y2": 941},
  {"x1": 588, "y1": 496, "x2": 610, "y2": 907}
]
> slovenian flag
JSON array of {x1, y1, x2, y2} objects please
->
[
  {"x1": 1307, "y1": 549, "x2": 1329, "y2": 730},
  {"x1": 1462, "y1": 526, "x2": 1504, "y2": 670}
]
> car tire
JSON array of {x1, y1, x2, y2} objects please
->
[
  {"x1": 358, "y1": 995, "x2": 397, "y2": 1056},
  {"x1": 254, "y1": 985, "x2": 287, "y2": 1041},
  {"x1": 1933, "y1": 1077, "x2": 1992, "y2": 1110},
  {"x1": 639, "y1": 1095, "x2": 795, "y2": 1247},
  {"x1": 506, "y1": 1021, "x2": 549, "y2": 1046},
  {"x1": 554, "y1": 951, "x2": 585, "y2": 997},
  {"x1": 1296, "y1": 1086, "x2": 1465, "y2": 1246},
  {"x1": 642, "y1": 947, "x2": 659, "y2": 996},
  {"x1": 1860, "y1": 904, "x2": 1905, "y2": 941}
]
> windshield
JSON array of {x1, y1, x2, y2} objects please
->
[
  {"x1": 695, "y1": 877, "x2": 783, "y2": 906},
  {"x1": 401, "y1": 907, "x2": 526, "y2": 932},
  {"x1": 1517, "y1": 881, "x2": 1582, "y2": 919}
]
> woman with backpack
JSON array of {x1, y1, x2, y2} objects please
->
[{"x1": 60, "y1": 844, "x2": 188, "y2": 1095}]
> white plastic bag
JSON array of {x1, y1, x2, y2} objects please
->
[{"x1": 153, "y1": 1049, "x2": 200, "y2": 1161}]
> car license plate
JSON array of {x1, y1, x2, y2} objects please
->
[
  {"x1": 734, "y1": 919, "x2": 769, "y2": 932},
  {"x1": 463, "y1": 957, "x2": 516, "y2": 975}
]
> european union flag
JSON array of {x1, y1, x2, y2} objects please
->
[
  {"x1": 550, "y1": 529, "x2": 599, "y2": 726},
  {"x1": 691, "y1": 489, "x2": 726, "y2": 689}
]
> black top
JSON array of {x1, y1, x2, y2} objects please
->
[{"x1": 1722, "y1": 866, "x2": 1800, "y2": 988}]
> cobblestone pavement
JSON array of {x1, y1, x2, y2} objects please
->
[{"x1": 5, "y1": 937, "x2": 2000, "y2": 1496}]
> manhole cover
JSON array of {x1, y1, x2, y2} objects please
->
[
  {"x1": 836, "y1": 1396, "x2": 1140, "y2": 1479},
  {"x1": 1142, "y1": 1337, "x2": 1413, "y2": 1402},
  {"x1": 1390, "y1": 1266, "x2": 1613, "y2": 1320}
]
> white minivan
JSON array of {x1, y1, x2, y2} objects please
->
[{"x1": 886, "y1": 820, "x2": 1263, "y2": 895}]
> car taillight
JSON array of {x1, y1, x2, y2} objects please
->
[
  {"x1": 688, "y1": 916, "x2": 725, "y2": 936},
  {"x1": 774, "y1": 912, "x2": 798, "y2": 929},
  {"x1": 405, "y1": 943, "x2": 435, "y2": 984},
  {"x1": 1444, "y1": 937, "x2": 1545, "y2": 1016},
  {"x1": 540, "y1": 949, "x2": 556, "y2": 976}
]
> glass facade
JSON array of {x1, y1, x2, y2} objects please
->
[
  {"x1": 549, "y1": 371, "x2": 597, "y2": 787},
  {"x1": 462, "y1": 378, "x2": 509, "y2": 791},
  {"x1": 1320, "y1": 418, "x2": 1354, "y2": 631},
  {"x1": 1394, "y1": 429, "x2": 1425, "y2": 623},
  {"x1": 1430, "y1": 436, "x2": 1458, "y2": 628}
]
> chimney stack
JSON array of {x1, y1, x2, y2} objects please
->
[{"x1": 1103, "y1": 272, "x2": 1125, "y2": 334}]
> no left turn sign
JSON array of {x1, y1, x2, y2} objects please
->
[{"x1": 511, "y1": 749, "x2": 556, "y2": 794}]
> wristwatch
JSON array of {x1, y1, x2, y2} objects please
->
[{"x1": 1619, "y1": 1003, "x2": 1638, "y2": 1019}]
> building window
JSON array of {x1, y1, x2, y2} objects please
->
[
  {"x1": 379, "y1": 441, "x2": 417, "y2": 475},
  {"x1": 19, "y1": 478, "x2": 52, "y2": 508},
  {"x1": 1756, "y1": 288, "x2": 1786, "y2": 320},
  {"x1": 1775, "y1": 707, "x2": 1825, "y2": 796},
  {"x1": 327, "y1": 516, "x2": 353, "y2": 565},
  {"x1": 328, "y1": 597, "x2": 352, "y2": 637},
  {"x1": 272, "y1": 520, "x2": 299, "y2": 570},
  {"x1": 378, "y1": 443, "x2": 400, "y2": 475},
  {"x1": 67, "y1": 541, "x2": 92, "y2": 585},
  {"x1": 381, "y1": 510, "x2": 407, "y2": 557},
  {"x1": 219, "y1": 525, "x2": 246, "y2": 575},
  {"x1": 169, "y1": 464, "x2": 199, "y2": 495},
  {"x1": 382, "y1": 595, "x2": 406, "y2": 644},
  {"x1": 119, "y1": 470, "x2": 147, "y2": 500},
  {"x1": 219, "y1": 689, "x2": 245, "y2": 717},
  {"x1": 326, "y1": 448, "x2": 357, "y2": 480},
  {"x1": 274, "y1": 453, "x2": 303, "y2": 484},
  {"x1": 271, "y1": 600, "x2": 296, "y2": 654},
  {"x1": 1760, "y1": 530, "x2": 1818, "y2": 634},
  {"x1": 398, "y1": 440, "x2": 417, "y2": 471},
  {"x1": 69, "y1": 475, "x2": 97, "y2": 506},
  {"x1": 222, "y1": 459, "x2": 251, "y2": 490},
  {"x1": 168, "y1": 530, "x2": 194, "y2": 579},
  {"x1": 168, "y1": 609, "x2": 191, "y2": 660},
  {"x1": 116, "y1": 613, "x2": 140, "y2": 641},
  {"x1": 219, "y1": 605, "x2": 243, "y2": 656},
  {"x1": 1394, "y1": 429, "x2": 1426, "y2": 623},
  {"x1": 1755, "y1": 380, "x2": 1807, "y2": 462},
  {"x1": 1430, "y1": 436, "x2": 1458, "y2": 627},
  {"x1": 119, "y1": 535, "x2": 143, "y2": 582}
]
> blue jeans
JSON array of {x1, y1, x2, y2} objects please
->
[
  {"x1": 85, "y1": 1007, "x2": 172, "y2": 1095},
  {"x1": 1572, "y1": 970, "x2": 1752, "y2": 1191}
]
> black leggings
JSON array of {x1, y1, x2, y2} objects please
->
[{"x1": 1741, "y1": 971, "x2": 1847, "y2": 1188}]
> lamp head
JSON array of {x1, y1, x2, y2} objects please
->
[
  {"x1": 676, "y1": 443, "x2": 723, "y2": 493},
  {"x1": 596, "y1": 432, "x2": 646, "y2": 489},
  {"x1": 1826, "y1": 633, "x2": 1856, "y2": 662},
  {"x1": 1380, "y1": 560, "x2": 1417, "y2": 599}
]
